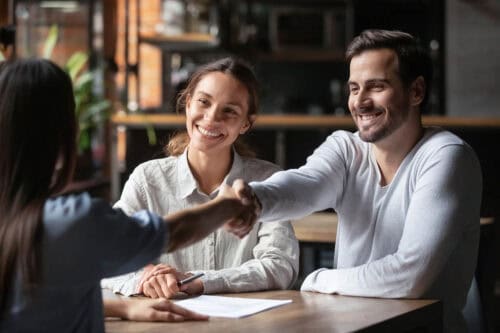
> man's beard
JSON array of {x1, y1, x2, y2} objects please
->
[{"x1": 356, "y1": 106, "x2": 409, "y2": 143}]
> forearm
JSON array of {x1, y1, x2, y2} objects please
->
[
  {"x1": 203, "y1": 223, "x2": 299, "y2": 293},
  {"x1": 201, "y1": 256, "x2": 297, "y2": 294},
  {"x1": 101, "y1": 271, "x2": 143, "y2": 297},
  {"x1": 252, "y1": 168, "x2": 338, "y2": 222},
  {"x1": 301, "y1": 254, "x2": 427, "y2": 298},
  {"x1": 103, "y1": 298, "x2": 128, "y2": 318},
  {"x1": 163, "y1": 197, "x2": 243, "y2": 253}
]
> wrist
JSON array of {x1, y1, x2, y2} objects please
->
[{"x1": 103, "y1": 298, "x2": 128, "y2": 319}]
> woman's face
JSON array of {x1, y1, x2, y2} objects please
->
[{"x1": 186, "y1": 72, "x2": 253, "y2": 155}]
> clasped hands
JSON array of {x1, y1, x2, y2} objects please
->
[
  {"x1": 221, "y1": 179, "x2": 262, "y2": 238},
  {"x1": 137, "y1": 264, "x2": 203, "y2": 299}
]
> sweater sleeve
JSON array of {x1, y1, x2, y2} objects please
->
[
  {"x1": 252, "y1": 133, "x2": 350, "y2": 222},
  {"x1": 301, "y1": 144, "x2": 482, "y2": 298}
]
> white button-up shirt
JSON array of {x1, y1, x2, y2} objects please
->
[{"x1": 102, "y1": 150, "x2": 299, "y2": 295}]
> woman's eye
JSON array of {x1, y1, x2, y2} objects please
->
[
  {"x1": 224, "y1": 108, "x2": 238, "y2": 115},
  {"x1": 197, "y1": 98, "x2": 208, "y2": 105}
]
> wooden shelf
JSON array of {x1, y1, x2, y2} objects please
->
[
  {"x1": 139, "y1": 32, "x2": 219, "y2": 51},
  {"x1": 256, "y1": 49, "x2": 346, "y2": 62},
  {"x1": 112, "y1": 113, "x2": 500, "y2": 129}
]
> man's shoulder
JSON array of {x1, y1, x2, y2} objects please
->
[
  {"x1": 419, "y1": 127, "x2": 474, "y2": 156},
  {"x1": 327, "y1": 129, "x2": 365, "y2": 146},
  {"x1": 423, "y1": 127, "x2": 465, "y2": 146},
  {"x1": 415, "y1": 127, "x2": 478, "y2": 166}
]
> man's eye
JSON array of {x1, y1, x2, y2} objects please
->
[
  {"x1": 349, "y1": 87, "x2": 359, "y2": 94},
  {"x1": 371, "y1": 84, "x2": 384, "y2": 91}
]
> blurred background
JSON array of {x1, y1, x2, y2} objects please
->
[{"x1": 1, "y1": 1, "x2": 499, "y2": 332}]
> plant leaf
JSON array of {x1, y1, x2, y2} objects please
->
[
  {"x1": 146, "y1": 124, "x2": 158, "y2": 146},
  {"x1": 66, "y1": 52, "x2": 88, "y2": 81},
  {"x1": 78, "y1": 129, "x2": 91, "y2": 152},
  {"x1": 43, "y1": 25, "x2": 58, "y2": 59},
  {"x1": 74, "y1": 71, "x2": 94, "y2": 90}
]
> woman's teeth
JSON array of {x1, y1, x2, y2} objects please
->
[{"x1": 198, "y1": 126, "x2": 220, "y2": 137}]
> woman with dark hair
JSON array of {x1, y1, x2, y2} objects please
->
[
  {"x1": 102, "y1": 57, "x2": 299, "y2": 299},
  {"x1": 0, "y1": 58, "x2": 254, "y2": 332}
]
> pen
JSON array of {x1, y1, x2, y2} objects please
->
[{"x1": 177, "y1": 272, "x2": 205, "y2": 287}]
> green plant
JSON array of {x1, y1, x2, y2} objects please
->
[{"x1": 43, "y1": 25, "x2": 110, "y2": 152}]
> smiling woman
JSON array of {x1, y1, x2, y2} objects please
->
[
  {"x1": 167, "y1": 57, "x2": 260, "y2": 160},
  {"x1": 101, "y1": 57, "x2": 299, "y2": 300}
]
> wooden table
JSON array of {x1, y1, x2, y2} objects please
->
[
  {"x1": 291, "y1": 212, "x2": 337, "y2": 243},
  {"x1": 105, "y1": 290, "x2": 442, "y2": 333},
  {"x1": 291, "y1": 212, "x2": 493, "y2": 244}
]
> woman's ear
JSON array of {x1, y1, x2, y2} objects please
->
[
  {"x1": 240, "y1": 114, "x2": 256, "y2": 134},
  {"x1": 410, "y1": 76, "x2": 425, "y2": 107},
  {"x1": 185, "y1": 94, "x2": 192, "y2": 113}
]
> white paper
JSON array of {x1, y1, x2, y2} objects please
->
[{"x1": 175, "y1": 295, "x2": 292, "y2": 318}]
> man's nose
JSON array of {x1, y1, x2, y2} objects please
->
[{"x1": 353, "y1": 91, "x2": 373, "y2": 110}]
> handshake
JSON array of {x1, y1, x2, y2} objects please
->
[{"x1": 165, "y1": 179, "x2": 261, "y2": 253}]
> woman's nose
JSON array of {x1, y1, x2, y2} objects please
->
[{"x1": 204, "y1": 106, "x2": 221, "y2": 121}]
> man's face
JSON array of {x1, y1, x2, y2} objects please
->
[{"x1": 347, "y1": 48, "x2": 413, "y2": 143}]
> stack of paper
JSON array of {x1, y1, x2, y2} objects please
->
[{"x1": 175, "y1": 295, "x2": 292, "y2": 318}]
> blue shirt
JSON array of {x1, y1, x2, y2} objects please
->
[{"x1": 1, "y1": 193, "x2": 165, "y2": 333}]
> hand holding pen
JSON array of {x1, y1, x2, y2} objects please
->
[{"x1": 138, "y1": 264, "x2": 205, "y2": 299}]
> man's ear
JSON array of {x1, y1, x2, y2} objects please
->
[
  {"x1": 410, "y1": 76, "x2": 425, "y2": 107},
  {"x1": 240, "y1": 114, "x2": 256, "y2": 134}
]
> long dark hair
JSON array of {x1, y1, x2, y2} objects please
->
[
  {"x1": 0, "y1": 59, "x2": 77, "y2": 313},
  {"x1": 165, "y1": 57, "x2": 259, "y2": 157},
  {"x1": 346, "y1": 29, "x2": 432, "y2": 108}
]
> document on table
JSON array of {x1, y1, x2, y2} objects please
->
[{"x1": 175, "y1": 295, "x2": 292, "y2": 318}]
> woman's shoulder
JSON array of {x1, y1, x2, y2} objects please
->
[
  {"x1": 43, "y1": 193, "x2": 101, "y2": 240},
  {"x1": 239, "y1": 156, "x2": 282, "y2": 180},
  {"x1": 128, "y1": 156, "x2": 179, "y2": 184},
  {"x1": 44, "y1": 193, "x2": 93, "y2": 222},
  {"x1": 133, "y1": 156, "x2": 177, "y2": 174}
]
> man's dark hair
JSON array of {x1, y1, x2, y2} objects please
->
[{"x1": 346, "y1": 29, "x2": 433, "y2": 107}]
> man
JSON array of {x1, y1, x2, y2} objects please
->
[{"x1": 234, "y1": 30, "x2": 482, "y2": 332}]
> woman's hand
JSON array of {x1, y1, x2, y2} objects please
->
[
  {"x1": 104, "y1": 298, "x2": 208, "y2": 322},
  {"x1": 138, "y1": 264, "x2": 204, "y2": 298}
]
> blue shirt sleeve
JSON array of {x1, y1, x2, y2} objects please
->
[{"x1": 43, "y1": 193, "x2": 166, "y2": 284}]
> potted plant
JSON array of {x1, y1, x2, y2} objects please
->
[{"x1": 43, "y1": 25, "x2": 111, "y2": 179}]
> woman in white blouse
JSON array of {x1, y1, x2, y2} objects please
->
[{"x1": 102, "y1": 57, "x2": 299, "y2": 298}]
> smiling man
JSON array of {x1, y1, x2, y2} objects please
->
[{"x1": 232, "y1": 30, "x2": 482, "y2": 333}]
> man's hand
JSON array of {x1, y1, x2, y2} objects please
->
[
  {"x1": 222, "y1": 179, "x2": 261, "y2": 238},
  {"x1": 104, "y1": 298, "x2": 208, "y2": 322}
]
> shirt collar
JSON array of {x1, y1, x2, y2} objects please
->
[
  {"x1": 176, "y1": 147, "x2": 245, "y2": 199},
  {"x1": 176, "y1": 148, "x2": 198, "y2": 199}
]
